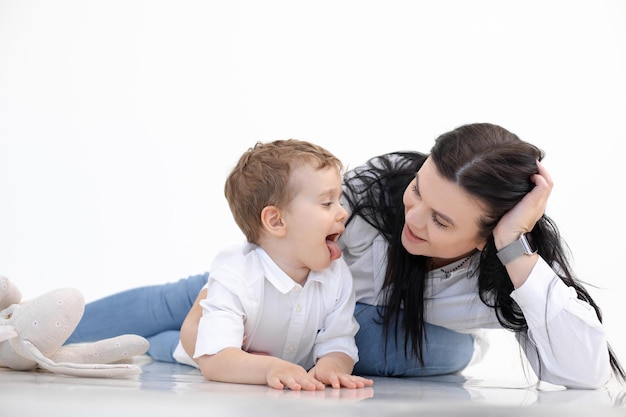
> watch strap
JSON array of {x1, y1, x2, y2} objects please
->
[{"x1": 496, "y1": 233, "x2": 536, "y2": 265}]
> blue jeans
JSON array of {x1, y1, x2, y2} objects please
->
[
  {"x1": 68, "y1": 274, "x2": 474, "y2": 376},
  {"x1": 352, "y1": 303, "x2": 473, "y2": 377},
  {"x1": 67, "y1": 273, "x2": 209, "y2": 362}
]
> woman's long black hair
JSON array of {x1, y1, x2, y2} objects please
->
[{"x1": 342, "y1": 123, "x2": 625, "y2": 382}]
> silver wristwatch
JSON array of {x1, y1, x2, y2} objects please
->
[{"x1": 496, "y1": 233, "x2": 537, "y2": 265}]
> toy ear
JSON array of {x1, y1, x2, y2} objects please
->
[
  {"x1": 50, "y1": 334, "x2": 149, "y2": 366},
  {"x1": 20, "y1": 340, "x2": 143, "y2": 378}
]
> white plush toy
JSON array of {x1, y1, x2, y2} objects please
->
[{"x1": 0, "y1": 276, "x2": 149, "y2": 378}]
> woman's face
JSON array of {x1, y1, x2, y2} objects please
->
[{"x1": 401, "y1": 157, "x2": 487, "y2": 265}]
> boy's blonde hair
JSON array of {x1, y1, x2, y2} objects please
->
[{"x1": 224, "y1": 139, "x2": 343, "y2": 243}]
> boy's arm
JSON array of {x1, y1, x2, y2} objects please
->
[
  {"x1": 180, "y1": 288, "x2": 207, "y2": 360},
  {"x1": 306, "y1": 261, "x2": 373, "y2": 389},
  {"x1": 198, "y1": 347, "x2": 325, "y2": 391},
  {"x1": 180, "y1": 288, "x2": 326, "y2": 391}
]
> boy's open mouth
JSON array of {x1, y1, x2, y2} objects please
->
[{"x1": 326, "y1": 233, "x2": 342, "y2": 261}]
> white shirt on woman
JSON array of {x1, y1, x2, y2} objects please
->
[{"x1": 340, "y1": 206, "x2": 611, "y2": 388}]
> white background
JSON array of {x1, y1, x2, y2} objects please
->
[{"x1": 1, "y1": 1, "x2": 625, "y2": 370}]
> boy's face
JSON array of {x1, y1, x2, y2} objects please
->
[{"x1": 277, "y1": 164, "x2": 347, "y2": 274}]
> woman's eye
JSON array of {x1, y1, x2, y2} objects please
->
[
  {"x1": 411, "y1": 184, "x2": 422, "y2": 199},
  {"x1": 431, "y1": 213, "x2": 448, "y2": 229}
]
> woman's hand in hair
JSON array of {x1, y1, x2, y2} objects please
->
[{"x1": 493, "y1": 161, "x2": 553, "y2": 250}]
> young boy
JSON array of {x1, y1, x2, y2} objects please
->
[{"x1": 174, "y1": 139, "x2": 373, "y2": 391}]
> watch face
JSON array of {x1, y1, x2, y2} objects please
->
[
  {"x1": 523, "y1": 233, "x2": 537, "y2": 254},
  {"x1": 497, "y1": 232, "x2": 538, "y2": 265}
]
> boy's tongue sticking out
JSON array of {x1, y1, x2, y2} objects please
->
[{"x1": 326, "y1": 236, "x2": 342, "y2": 261}]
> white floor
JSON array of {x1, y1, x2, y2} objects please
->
[{"x1": 3, "y1": 354, "x2": 626, "y2": 417}]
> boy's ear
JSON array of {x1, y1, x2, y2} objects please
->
[{"x1": 261, "y1": 206, "x2": 286, "y2": 237}]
